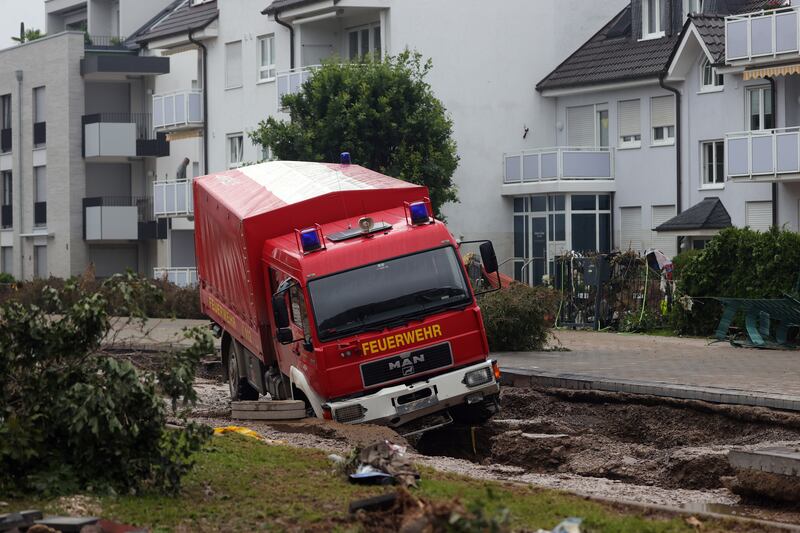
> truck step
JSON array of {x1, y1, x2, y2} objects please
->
[
  {"x1": 231, "y1": 400, "x2": 306, "y2": 412},
  {"x1": 231, "y1": 409, "x2": 307, "y2": 420}
]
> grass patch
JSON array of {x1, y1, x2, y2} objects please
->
[{"x1": 4, "y1": 434, "x2": 768, "y2": 532}]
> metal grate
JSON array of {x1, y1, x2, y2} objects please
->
[
  {"x1": 334, "y1": 403, "x2": 367, "y2": 423},
  {"x1": 361, "y1": 343, "x2": 452, "y2": 388}
]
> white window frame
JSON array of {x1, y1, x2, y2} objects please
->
[
  {"x1": 746, "y1": 86, "x2": 774, "y2": 132},
  {"x1": 699, "y1": 58, "x2": 724, "y2": 93},
  {"x1": 347, "y1": 22, "x2": 381, "y2": 60},
  {"x1": 642, "y1": 0, "x2": 665, "y2": 40},
  {"x1": 33, "y1": 244, "x2": 47, "y2": 279},
  {"x1": 257, "y1": 34, "x2": 276, "y2": 83},
  {"x1": 259, "y1": 143, "x2": 274, "y2": 162},
  {"x1": 227, "y1": 133, "x2": 244, "y2": 168},
  {"x1": 650, "y1": 96, "x2": 676, "y2": 147},
  {"x1": 700, "y1": 140, "x2": 725, "y2": 188}
]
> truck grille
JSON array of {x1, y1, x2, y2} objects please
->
[
  {"x1": 335, "y1": 403, "x2": 367, "y2": 423},
  {"x1": 360, "y1": 343, "x2": 453, "y2": 388}
]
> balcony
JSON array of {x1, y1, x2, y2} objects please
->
[
  {"x1": 501, "y1": 147, "x2": 615, "y2": 195},
  {"x1": 34, "y1": 202, "x2": 46, "y2": 227},
  {"x1": 83, "y1": 113, "x2": 169, "y2": 160},
  {"x1": 726, "y1": 7, "x2": 800, "y2": 64},
  {"x1": 80, "y1": 54, "x2": 169, "y2": 81},
  {"x1": 153, "y1": 178, "x2": 193, "y2": 218},
  {"x1": 153, "y1": 267, "x2": 197, "y2": 288},
  {"x1": 726, "y1": 127, "x2": 800, "y2": 182},
  {"x1": 33, "y1": 122, "x2": 46, "y2": 147},
  {"x1": 276, "y1": 66, "x2": 317, "y2": 108},
  {"x1": 1, "y1": 128, "x2": 10, "y2": 153},
  {"x1": 1, "y1": 205, "x2": 11, "y2": 229},
  {"x1": 153, "y1": 89, "x2": 203, "y2": 132},
  {"x1": 84, "y1": 35, "x2": 128, "y2": 51},
  {"x1": 83, "y1": 196, "x2": 165, "y2": 241}
]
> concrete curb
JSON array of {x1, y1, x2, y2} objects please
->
[{"x1": 500, "y1": 367, "x2": 800, "y2": 412}]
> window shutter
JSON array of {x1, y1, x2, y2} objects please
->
[
  {"x1": 620, "y1": 206, "x2": 642, "y2": 252},
  {"x1": 225, "y1": 41, "x2": 243, "y2": 88},
  {"x1": 746, "y1": 201, "x2": 772, "y2": 232},
  {"x1": 567, "y1": 105, "x2": 595, "y2": 147},
  {"x1": 651, "y1": 95, "x2": 675, "y2": 128},
  {"x1": 651, "y1": 205, "x2": 677, "y2": 257},
  {"x1": 618, "y1": 99, "x2": 641, "y2": 137}
]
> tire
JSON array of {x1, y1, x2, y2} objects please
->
[
  {"x1": 451, "y1": 395, "x2": 498, "y2": 425},
  {"x1": 226, "y1": 340, "x2": 259, "y2": 401}
]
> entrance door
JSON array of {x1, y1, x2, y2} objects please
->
[{"x1": 530, "y1": 217, "x2": 547, "y2": 286}]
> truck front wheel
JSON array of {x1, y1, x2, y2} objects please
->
[{"x1": 225, "y1": 339, "x2": 259, "y2": 401}]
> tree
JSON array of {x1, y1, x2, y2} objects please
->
[
  {"x1": 250, "y1": 51, "x2": 459, "y2": 214},
  {"x1": 12, "y1": 23, "x2": 43, "y2": 44}
]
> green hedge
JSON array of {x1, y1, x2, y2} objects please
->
[
  {"x1": 672, "y1": 227, "x2": 800, "y2": 335},
  {"x1": 480, "y1": 283, "x2": 557, "y2": 351}
]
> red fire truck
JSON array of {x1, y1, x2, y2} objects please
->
[{"x1": 194, "y1": 158, "x2": 501, "y2": 433}]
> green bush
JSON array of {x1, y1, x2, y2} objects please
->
[
  {"x1": 479, "y1": 283, "x2": 556, "y2": 351},
  {"x1": 0, "y1": 274, "x2": 212, "y2": 496},
  {"x1": 672, "y1": 227, "x2": 800, "y2": 335},
  {"x1": 0, "y1": 272, "x2": 14, "y2": 283}
]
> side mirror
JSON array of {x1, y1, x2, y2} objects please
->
[
  {"x1": 277, "y1": 327, "x2": 294, "y2": 345},
  {"x1": 272, "y1": 292, "x2": 290, "y2": 329},
  {"x1": 480, "y1": 242, "x2": 499, "y2": 274}
]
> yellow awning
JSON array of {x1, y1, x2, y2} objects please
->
[{"x1": 744, "y1": 64, "x2": 800, "y2": 80}]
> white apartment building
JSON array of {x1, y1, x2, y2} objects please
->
[{"x1": 0, "y1": 0, "x2": 627, "y2": 283}]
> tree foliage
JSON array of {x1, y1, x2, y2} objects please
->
[
  {"x1": 249, "y1": 51, "x2": 459, "y2": 214},
  {"x1": 0, "y1": 273, "x2": 212, "y2": 496},
  {"x1": 12, "y1": 27, "x2": 44, "y2": 44}
]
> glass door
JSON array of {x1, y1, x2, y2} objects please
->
[{"x1": 530, "y1": 216, "x2": 547, "y2": 286}]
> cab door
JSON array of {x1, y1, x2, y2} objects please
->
[{"x1": 269, "y1": 267, "x2": 314, "y2": 378}]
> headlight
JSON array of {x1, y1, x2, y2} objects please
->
[{"x1": 464, "y1": 367, "x2": 493, "y2": 388}]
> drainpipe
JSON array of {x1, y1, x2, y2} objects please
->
[
  {"x1": 188, "y1": 30, "x2": 209, "y2": 174},
  {"x1": 766, "y1": 76, "x2": 778, "y2": 228},
  {"x1": 659, "y1": 74, "x2": 682, "y2": 215},
  {"x1": 274, "y1": 11, "x2": 295, "y2": 69},
  {"x1": 15, "y1": 70, "x2": 23, "y2": 278}
]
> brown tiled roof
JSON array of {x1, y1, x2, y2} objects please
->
[{"x1": 132, "y1": 0, "x2": 218, "y2": 44}]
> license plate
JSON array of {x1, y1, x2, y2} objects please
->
[{"x1": 395, "y1": 393, "x2": 439, "y2": 415}]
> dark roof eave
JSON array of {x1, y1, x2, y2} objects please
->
[{"x1": 135, "y1": 15, "x2": 217, "y2": 44}]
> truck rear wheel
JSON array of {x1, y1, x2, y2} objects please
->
[{"x1": 226, "y1": 339, "x2": 259, "y2": 401}]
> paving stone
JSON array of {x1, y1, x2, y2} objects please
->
[{"x1": 729, "y1": 447, "x2": 800, "y2": 477}]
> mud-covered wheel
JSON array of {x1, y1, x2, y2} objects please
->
[
  {"x1": 226, "y1": 340, "x2": 258, "y2": 401},
  {"x1": 451, "y1": 395, "x2": 498, "y2": 425}
]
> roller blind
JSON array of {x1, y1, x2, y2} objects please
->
[
  {"x1": 746, "y1": 201, "x2": 772, "y2": 232},
  {"x1": 225, "y1": 41, "x2": 243, "y2": 89},
  {"x1": 620, "y1": 206, "x2": 642, "y2": 252},
  {"x1": 651, "y1": 205, "x2": 677, "y2": 257},
  {"x1": 567, "y1": 105, "x2": 595, "y2": 147},
  {"x1": 618, "y1": 99, "x2": 641, "y2": 137},
  {"x1": 651, "y1": 95, "x2": 675, "y2": 128}
]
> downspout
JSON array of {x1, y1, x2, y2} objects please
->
[
  {"x1": 274, "y1": 11, "x2": 295, "y2": 69},
  {"x1": 766, "y1": 76, "x2": 778, "y2": 228},
  {"x1": 188, "y1": 30, "x2": 209, "y2": 174},
  {"x1": 15, "y1": 70, "x2": 23, "y2": 278},
  {"x1": 659, "y1": 74, "x2": 682, "y2": 214}
]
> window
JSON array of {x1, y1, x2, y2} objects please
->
[
  {"x1": 620, "y1": 206, "x2": 643, "y2": 251},
  {"x1": 33, "y1": 87, "x2": 45, "y2": 124},
  {"x1": 225, "y1": 41, "x2": 243, "y2": 89},
  {"x1": 570, "y1": 195, "x2": 611, "y2": 253},
  {"x1": 651, "y1": 205, "x2": 677, "y2": 257},
  {"x1": 597, "y1": 108, "x2": 609, "y2": 148},
  {"x1": 1, "y1": 94, "x2": 10, "y2": 130},
  {"x1": 1, "y1": 171, "x2": 10, "y2": 230},
  {"x1": 33, "y1": 245, "x2": 47, "y2": 279},
  {"x1": 259, "y1": 143, "x2": 273, "y2": 162},
  {"x1": 257, "y1": 34, "x2": 276, "y2": 82},
  {"x1": 642, "y1": 0, "x2": 665, "y2": 39},
  {"x1": 1, "y1": 171, "x2": 10, "y2": 206},
  {"x1": 34, "y1": 166, "x2": 46, "y2": 227},
  {"x1": 746, "y1": 201, "x2": 772, "y2": 232},
  {"x1": 567, "y1": 105, "x2": 595, "y2": 147},
  {"x1": 701, "y1": 140, "x2": 725, "y2": 186},
  {"x1": 747, "y1": 86, "x2": 774, "y2": 131},
  {"x1": 651, "y1": 95, "x2": 675, "y2": 145},
  {"x1": 684, "y1": 0, "x2": 704, "y2": 15},
  {"x1": 289, "y1": 284, "x2": 309, "y2": 334},
  {"x1": 700, "y1": 59, "x2": 723, "y2": 91},
  {"x1": 348, "y1": 23, "x2": 381, "y2": 60},
  {"x1": 1, "y1": 246, "x2": 11, "y2": 275},
  {"x1": 227, "y1": 134, "x2": 243, "y2": 168},
  {"x1": 618, "y1": 99, "x2": 641, "y2": 148}
]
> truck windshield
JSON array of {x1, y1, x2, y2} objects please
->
[{"x1": 308, "y1": 247, "x2": 472, "y2": 341}]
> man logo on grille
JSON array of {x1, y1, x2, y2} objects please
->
[{"x1": 389, "y1": 354, "x2": 426, "y2": 376}]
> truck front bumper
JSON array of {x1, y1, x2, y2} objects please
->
[{"x1": 325, "y1": 360, "x2": 500, "y2": 427}]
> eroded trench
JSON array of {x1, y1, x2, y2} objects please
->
[{"x1": 416, "y1": 387, "x2": 800, "y2": 496}]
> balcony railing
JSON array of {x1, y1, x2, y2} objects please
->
[
  {"x1": 503, "y1": 147, "x2": 614, "y2": 184},
  {"x1": 726, "y1": 6, "x2": 800, "y2": 62},
  {"x1": 276, "y1": 65, "x2": 318, "y2": 108},
  {"x1": 1, "y1": 205, "x2": 11, "y2": 229},
  {"x1": 83, "y1": 196, "x2": 155, "y2": 241},
  {"x1": 33, "y1": 122, "x2": 46, "y2": 147},
  {"x1": 34, "y1": 201, "x2": 46, "y2": 227},
  {"x1": 1, "y1": 128, "x2": 10, "y2": 153},
  {"x1": 84, "y1": 34, "x2": 128, "y2": 51},
  {"x1": 726, "y1": 127, "x2": 800, "y2": 182},
  {"x1": 153, "y1": 267, "x2": 197, "y2": 288},
  {"x1": 153, "y1": 178, "x2": 193, "y2": 218},
  {"x1": 153, "y1": 89, "x2": 203, "y2": 131},
  {"x1": 83, "y1": 113, "x2": 169, "y2": 159}
]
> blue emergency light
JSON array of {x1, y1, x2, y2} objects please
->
[
  {"x1": 408, "y1": 201, "x2": 431, "y2": 225},
  {"x1": 300, "y1": 227, "x2": 323, "y2": 252},
  {"x1": 340, "y1": 152, "x2": 351, "y2": 165}
]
